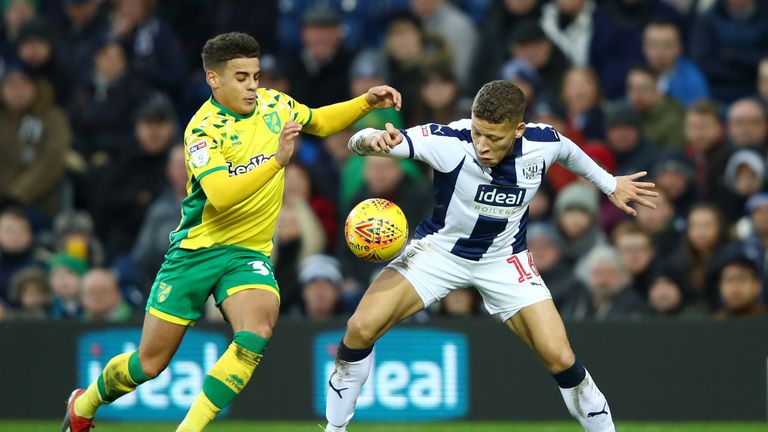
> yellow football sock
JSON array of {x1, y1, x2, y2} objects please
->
[
  {"x1": 177, "y1": 332, "x2": 268, "y2": 431},
  {"x1": 74, "y1": 350, "x2": 150, "y2": 418},
  {"x1": 176, "y1": 394, "x2": 219, "y2": 432},
  {"x1": 73, "y1": 381, "x2": 103, "y2": 419}
]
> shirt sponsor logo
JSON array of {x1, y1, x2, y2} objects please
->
[
  {"x1": 472, "y1": 184, "x2": 526, "y2": 217},
  {"x1": 227, "y1": 154, "x2": 273, "y2": 176}
]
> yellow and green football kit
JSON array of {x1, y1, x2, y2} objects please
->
[
  {"x1": 74, "y1": 83, "x2": 379, "y2": 432},
  {"x1": 145, "y1": 88, "x2": 373, "y2": 326}
]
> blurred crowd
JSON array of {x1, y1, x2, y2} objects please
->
[{"x1": 1, "y1": 0, "x2": 767, "y2": 323}]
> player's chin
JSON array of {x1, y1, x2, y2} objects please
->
[{"x1": 242, "y1": 97, "x2": 256, "y2": 110}]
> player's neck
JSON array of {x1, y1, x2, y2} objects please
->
[{"x1": 209, "y1": 95, "x2": 255, "y2": 120}]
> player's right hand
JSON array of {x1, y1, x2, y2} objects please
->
[
  {"x1": 370, "y1": 122, "x2": 403, "y2": 153},
  {"x1": 276, "y1": 121, "x2": 302, "y2": 167}
]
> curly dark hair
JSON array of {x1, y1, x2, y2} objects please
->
[
  {"x1": 201, "y1": 32, "x2": 261, "y2": 71},
  {"x1": 472, "y1": 80, "x2": 526, "y2": 124}
]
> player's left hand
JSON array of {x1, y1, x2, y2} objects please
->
[
  {"x1": 369, "y1": 122, "x2": 403, "y2": 152},
  {"x1": 365, "y1": 85, "x2": 402, "y2": 111},
  {"x1": 608, "y1": 171, "x2": 659, "y2": 217}
]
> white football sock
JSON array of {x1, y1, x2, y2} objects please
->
[
  {"x1": 559, "y1": 369, "x2": 615, "y2": 432},
  {"x1": 325, "y1": 350, "x2": 374, "y2": 432}
]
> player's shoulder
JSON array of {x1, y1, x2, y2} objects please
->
[
  {"x1": 184, "y1": 100, "x2": 230, "y2": 139},
  {"x1": 447, "y1": 118, "x2": 472, "y2": 131},
  {"x1": 522, "y1": 122, "x2": 562, "y2": 143},
  {"x1": 414, "y1": 118, "x2": 472, "y2": 143},
  {"x1": 257, "y1": 87, "x2": 297, "y2": 109}
]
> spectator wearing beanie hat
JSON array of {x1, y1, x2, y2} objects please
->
[
  {"x1": 554, "y1": 182, "x2": 606, "y2": 267},
  {"x1": 645, "y1": 264, "x2": 695, "y2": 317},
  {"x1": 48, "y1": 252, "x2": 87, "y2": 320},
  {"x1": 9, "y1": 266, "x2": 51, "y2": 320},
  {"x1": 297, "y1": 254, "x2": 343, "y2": 321},
  {"x1": 652, "y1": 155, "x2": 697, "y2": 219},
  {"x1": 603, "y1": 103, "x2": 658, "y2": 176},
  {"x1": 721, "y1": 149, "x2": 766, "y2": 223},
  {"x1": 15, "y1": 18, "x2": 71, "y2": 104}
]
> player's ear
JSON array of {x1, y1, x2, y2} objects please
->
[
  {"x1": 514, "y1": 121, "x2": 526, "y2": 139},
  {"x1": 206, "y1": 69, "x2": 220, "y2": 89}
]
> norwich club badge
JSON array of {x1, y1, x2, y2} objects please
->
[
  {"x1": 262, "y1": 112, "x2": 282, "y2": 134},
  {"x1": 157, "y1": 282, "x2": 173, "y2": 303}
]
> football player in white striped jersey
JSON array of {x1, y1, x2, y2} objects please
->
[{"x1": 325, "y1": 80, "x2": 657, "y2": 432}]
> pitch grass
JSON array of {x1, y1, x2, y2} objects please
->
[{"x1": 0, "y1": 421, "x2": 765, "y2": 432}]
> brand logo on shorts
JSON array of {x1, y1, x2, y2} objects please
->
[{"x1": 157, "y1": 282, "x2": 173, "y2": 303}]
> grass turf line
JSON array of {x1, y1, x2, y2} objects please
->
[{"x1": 0, "y1": 421, "x2": 765, "y2": 432}]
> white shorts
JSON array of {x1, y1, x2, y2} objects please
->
[{"x1": 387, "y1": 239, "x2": 552, "y2": 322}]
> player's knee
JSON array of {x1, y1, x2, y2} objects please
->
[
  {"x1": 138, "y1": 354, "x2": 170, "y2": 379},
  {"x1": 545, "y1": 349, "x2": 576, "y2": 373},
  {"x1": 346, "y1": 314, "x2": 379, "y2": 347},
  {"x1": 248, "y1": 324, "x2": 273, "y2": 341}
]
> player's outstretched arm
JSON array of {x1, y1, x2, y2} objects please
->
[
  {"x1": 607, "y1": 171, "x2": 659, "y2": 217},
  {"x1": 199, "y1": 122, "x2": 302, "y2": 211},
  {"x1": 302, "y1": 86, "x2": 402, "y2": 137},
  {"x1": 348, "y1": 123, "x2": 406, "y2": 156}
]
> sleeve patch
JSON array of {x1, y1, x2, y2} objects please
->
[{"x1": 189, "y1": 140, "x2": 210, "y2": 167}]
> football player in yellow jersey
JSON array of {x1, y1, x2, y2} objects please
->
[{"x1": 61, "y1": 32, "x2": 402, "y2": 432}]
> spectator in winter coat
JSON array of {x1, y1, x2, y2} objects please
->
[
  {"x1": 642, "y1": 18, "x2": 710, "y2": 107},
  {"x1": 0, "y1": 60, "x2": 70, "y2": 217},
  {"x1": 561, "y1": 245, "x2": 645, "y2": 320},
  {"x1": 690, "y1": 0, "x2": 768, "y2": 104}
]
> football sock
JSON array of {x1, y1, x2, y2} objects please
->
[
  {"x1": 325, "y1": 341, "x2": 374, "y2": 432},
  {"x1": 74, "y1": 350, "x2": 150, "y2": 418},
  {"x1": 177, "y1": 331, "x2": 268, "y2": 432},
  {"x1": 553, "y1": 359, "x2": 615, "y2": 432}
]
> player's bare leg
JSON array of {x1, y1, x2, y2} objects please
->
[
  {"x1": 63, "y1": 313, "x2": 187, "y2": 432},
  {"x1": 507, "y1": 299, "x2": 615, "y2": 432},
  {"x1": 325, "y1": 269, "x2": 425, "y2": 432},
  {"x1": 177, "y1": 289, "x2": 278, "y2": 432},
  {"x1": 138, "y1": 313, "x2": 189, "y2": 376}
]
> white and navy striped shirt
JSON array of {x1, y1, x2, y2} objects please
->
[{"x1": 350, "y1": 119, "x2": 616, "y2": 261}]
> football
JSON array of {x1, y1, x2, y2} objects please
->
[{"x1": 344, "y1": 198, "x2": 409, "y2": 262}]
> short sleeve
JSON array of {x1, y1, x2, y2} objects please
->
[{"x1": 185, "y1": 124, "x2": 228, "y2": 180}]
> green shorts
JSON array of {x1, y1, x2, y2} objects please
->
[{"x1": 145, "y1": 245, "x2": 279, "y2": 326}]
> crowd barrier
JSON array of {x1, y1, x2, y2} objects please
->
[{"x1": 1, "y1": 318, "x2": 766, "y2": 421}]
